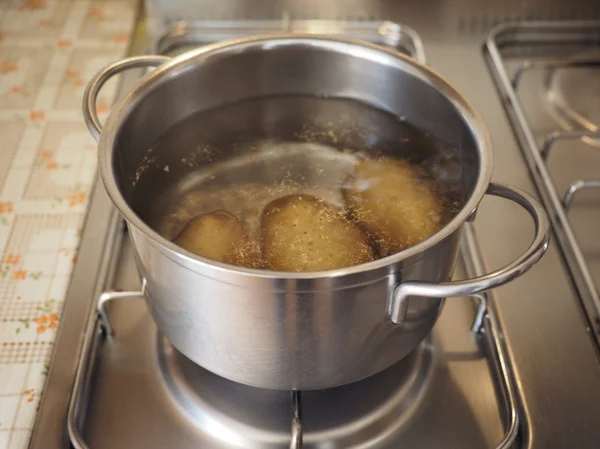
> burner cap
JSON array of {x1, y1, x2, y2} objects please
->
[
  {"x1": 546, "y1": 49, "x2": 600, "y2": 147},
  {"x1": 156, "y1": 335, "x2": 433, "y2": 447}
]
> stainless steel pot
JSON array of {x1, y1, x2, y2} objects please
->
[{"x1": 83, "y1": 35, "x2": 550, "y2": 390}]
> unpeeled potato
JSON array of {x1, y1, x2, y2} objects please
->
[
  {"x1": 261, "y1": 194, "x2": 375, "y2": 272},
  {"x1": 343, "y1": 158, "x2": 443, "y2": 256},
  {"x1": 173, "y1": 210, "x2": 261, "y2": 268}
]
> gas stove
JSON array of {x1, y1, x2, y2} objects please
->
[{"x1": 30, "y1": 2, "x2": 600, "y2": 449}]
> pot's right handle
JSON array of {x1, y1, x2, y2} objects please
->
[
  {"x1": 83, "y1": 55, "x2": 171, "y2": 142},
  {"x1": 388, "y1": 182, "x2": 550, "y2": 324}
]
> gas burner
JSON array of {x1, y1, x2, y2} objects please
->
[
  {"x1": 157, "y1": 336, "x2": 433, "y2": 448},
  {"x1": 67, "y1": 286, "x2": 515, "y2": 449},
  {"x1": 545, "y1": 50, "x2": 600, "y2": 147}
]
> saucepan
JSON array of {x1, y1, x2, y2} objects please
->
[{"x1": 83, "y1": 35, "x2": 550, "y2": 390}]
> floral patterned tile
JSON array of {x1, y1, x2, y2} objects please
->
[
  {"x1": 0, "y1": 47, "x2": 53, "y2": 109},
  {"x1": 0, "y1": 0, "x2": 74, "y2": 39},
  {"x1": 0, "y1": 121, "x2": 27, "y2": 193},
  {"x1": 80, "y1": 0, "x2": 136, "y2": 42},
  {"x1": 23, "y1": 121, "x2": 96, "y2": 200},
  {"x1": 0, "y1": 1, "x2": 136, "y2": 447},
  {"x1": 54, "y1": 49, "x2": 121, "y2": 111}
]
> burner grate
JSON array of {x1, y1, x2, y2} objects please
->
[
  {"x1": 151, "y1": 19, "x2": 426, "y2": 62},
  {"x1": 485, "y1": 21, "x2": 600, "y2": 344},
  {"x1": 66, "y1": 245, "x2": 519, "y2": 449}
]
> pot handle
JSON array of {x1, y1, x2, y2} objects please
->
[
  {"x1": 83, "y1": 55, "x2": 171, "y2": 142},
  {"x1": 388, "y1": 182, "x2": 550, "y2": 324}
]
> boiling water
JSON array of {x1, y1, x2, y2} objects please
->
[{"x1": 139, "y1": 96, "x2": 465, "y2": 270}]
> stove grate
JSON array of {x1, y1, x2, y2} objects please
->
[
  {"x1": 66, "y1": 225, "x2": 520, "y2": 449},
  {"x1": 485, "y1": 21, "x2": 600, "y2": 345}
]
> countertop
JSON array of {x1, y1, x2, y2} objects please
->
[{"x1": 0, "y1": 1, "x2": 136, "y2": 447}]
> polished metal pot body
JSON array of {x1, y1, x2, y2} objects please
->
[{"x1": 84, "y1": 36, "x2": 550, "y2": 390}]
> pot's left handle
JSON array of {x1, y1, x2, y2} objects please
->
[
  {"x1": 83, "y1": 55, "x2": 171, "y2": 142},
  {"x1": 388, "y1": 182, "x2": 551, "y2": 324}
]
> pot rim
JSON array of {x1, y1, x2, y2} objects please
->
[{"x1": 98, "y1": 34, "x2": 493, "y2": 280}]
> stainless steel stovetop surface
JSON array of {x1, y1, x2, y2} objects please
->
[
  {"x1": 30, "y1": 1, "x2": 600, "y2": 448},
  {"x1": 72, "y1": 237, "x2": 506, "y2": 449}
]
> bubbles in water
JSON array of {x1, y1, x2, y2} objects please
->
[{"x1": 136, "y1": 96, "x2": 465, "y2": 271}]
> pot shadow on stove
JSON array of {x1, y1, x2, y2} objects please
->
[
  {"x1": 300, "y1": 341, "x2": 505, "y2": 448},
  {"x1": 385, "y1": 355, "x2": 505, "y2": 449},
  {"x1": 158, "y1": 333, "x2": 505, "y2": 449}
]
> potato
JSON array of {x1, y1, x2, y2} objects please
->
[
  {"x1": 173, "y1": 210, "x2": 261, "y2": 268},
  {"x1": 343, "y1": 158, "x2": 443, "y2": 256},
  {"x1": 261, "y1": 194, "x2": 375, "y2": 271}
]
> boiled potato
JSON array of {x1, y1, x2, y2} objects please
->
[
  {"x1": 343, "y1": 158, "x2": 443, "y2": 256},
  {"x1": 174, "y1": 210, "x2": 261, "y2": 268},
  {"x1": 261, "y1": 194, "x2": 375, "y2": 271}
]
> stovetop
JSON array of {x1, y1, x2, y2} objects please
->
[
  {"x1": 30, "y1": 1, "x2": 600, "y2": 449},
  {"x1": 68, "y1": 238, "x2": 510, "y2": 449},
  {"x1": 485, "y1": 23, "x2": 600, "y2": 341}
]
